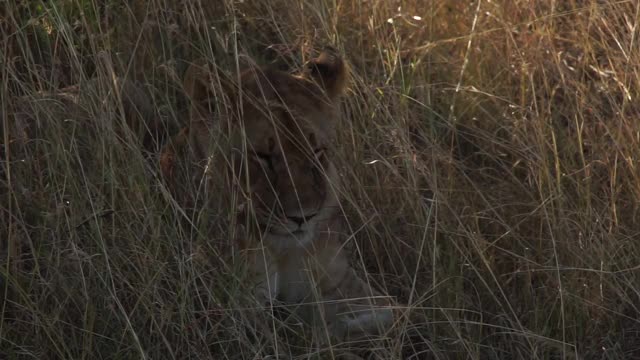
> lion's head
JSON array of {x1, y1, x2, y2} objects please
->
[{"x1": 183, "y1": 49, "x2": 348, "y2": 240}]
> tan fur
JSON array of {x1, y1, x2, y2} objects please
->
[{"x1": 162, "y1": 49, "x2": 394, "y2": 340}]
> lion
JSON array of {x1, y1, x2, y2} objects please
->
[{"x1": 161, "y1": 49, "x2": 395, "y2": 341}]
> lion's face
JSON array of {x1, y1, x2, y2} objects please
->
[
  {"x1": 238, "y1": 68, "x2": 341, "y2": 236},
  {"x1": 185, "y1": 50, "x2": 348, "y2": 238}
]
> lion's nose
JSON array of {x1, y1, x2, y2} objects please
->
[{"x1": 287, "y1": 213, "x2": 318, "y2": 226}]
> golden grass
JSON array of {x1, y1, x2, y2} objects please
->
[{"x1": 2, "y1": 0, "x2": 640, "y2": 358}]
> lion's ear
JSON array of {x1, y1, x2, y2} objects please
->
[
  {"x1": 183, "y1": 60, "x2": 237, "y2": 121},
  {"x1": 306, "y1": 48, "x2": 348, "y2": 99}
]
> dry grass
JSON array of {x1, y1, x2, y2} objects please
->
[{"x1": 3, "y1": 0, "x2": 640, "y2": 359}]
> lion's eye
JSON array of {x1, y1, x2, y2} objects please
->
[
  {"x1": 254, "y1": 152, "x2": 273, "y2": 168},
  {"x1": 313, "y1": 147, "x2": 326, "y2": 159},
  {"x1": 255, "y1": 152, "x2": 271, "y2": 161}
]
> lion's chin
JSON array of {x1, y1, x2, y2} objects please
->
[
  {"x1": 264, "y1": 227, "x2": 315, "y2": 249},
  {"x1": 260, "y1": 219, "x2": 312, "y2": 237},
  {"x1": 267, "y1": 227, "x2": 304, "y2": 236}
]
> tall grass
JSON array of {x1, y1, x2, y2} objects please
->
[{"x1": 2, "y1": 0, "x2": 640, "y2": 358}]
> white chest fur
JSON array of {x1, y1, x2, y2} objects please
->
[{"x1": 260, "y1": 226, "x2": 322, "y2": 302}]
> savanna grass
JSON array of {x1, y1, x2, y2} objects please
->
[{"x1": 2, "y1": 0, "x2": 640, "y2": 358}]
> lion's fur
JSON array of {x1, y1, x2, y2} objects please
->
[{"x1": 162, "y1": 49, "x2": 394, "y2": 340}]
